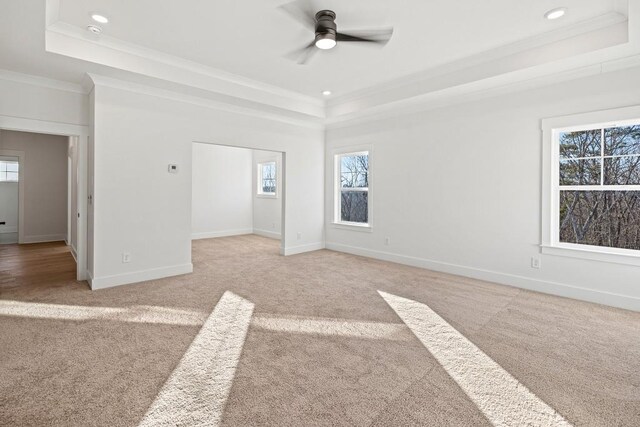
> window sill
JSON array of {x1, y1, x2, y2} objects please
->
[
  {"x1": 540, "y1": 244, "x2": 640, "y2": 267},
  {"x1": 256, "y1": 194, "x2": 278, "y2": 199},
  {"x1": 331, "y1": 222, "x2": 373, "y2": 232}
]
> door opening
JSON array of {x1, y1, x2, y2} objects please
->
[
  {"x1": 0, "y1": 155, "x2": 19, "y2": 244},
  {"x1": 191, "y1": 142, "x2": 285, "y2": 253}
]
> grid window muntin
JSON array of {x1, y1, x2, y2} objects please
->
[
  {"x1": 0, "y1": 161, "x2": 19, "y2": 182},
  {"x1": 257, "y1": 161, "x2": 277, "y2": 196},
  {"x1": 554, "y1": 120, "x2": 640, "y2": 253}
]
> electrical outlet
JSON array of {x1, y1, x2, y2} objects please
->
[
  {"x1": 122, "y1": 252, "x2": 131, "y2": 263},
  {"x1": 297, "y1": 232, "x2": 302, "y2": 240},
  {"x1": 384, "y1": 237, "x2": 390, "y2": 246},
  {"x1": 531, "y1": 257, "x2": 541, "y2": 269}
]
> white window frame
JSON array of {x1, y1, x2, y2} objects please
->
[
  {"x1": 257, "y1": 161, "x2": 277, "y2": 198},
  {"x1": 0, "y1": 159, "x2": 19, "y2": 182},
  {"x1": 333, "y1": 149, "x2": 372, "y2": 230},
  {"x1": 541, "y1": 105, "x2": 640, "y2": 266}
]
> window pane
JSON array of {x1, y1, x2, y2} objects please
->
[
  {"x1": 262, "y1": 179, "x2": 276, "y2": 194},
  {"x1": 262, "y1": 164, "x2": 275, "y2": 180},
  {"x1": 604, "y1": 156, "x2": 640, "y2": 185},
  {"x1": 5, "y1": 172, "x2": 18, "y2": 181},
  {"x1": 5, "y1": 162, "x2": 18, "y2": 172},
  {"x1": 604, "y1": 125, "x2": 640, "y2": 156},
  {"x1": 259, "y1": 163, "x2": 276, "y2": 194},
  {"x1": 341, "y1": 191, "x2": 368, "y2": 223},
  {"x1": 559, "y1": 191, "x2": 640, "y2": 250},
  {"x1": 559, "y1": 130, "x2": 601, "y2": 159},
  {"x1": 341, "y1": 155, "x2": 368, "y2": 188},
  {"x1": 559, "y1": 159, "x2": 601, "y2": 185}
]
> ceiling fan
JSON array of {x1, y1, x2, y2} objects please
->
[{"x1": 280, "y1": 1, "x2": 394, "y2": 64}]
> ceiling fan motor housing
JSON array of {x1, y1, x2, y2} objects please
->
[{"x1": 315, "y1": 10, "x2": 337, "y2": 45}]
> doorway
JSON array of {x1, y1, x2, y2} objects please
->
[
  {"x1": 0, "y1": 155, "x2": 19, "y2": 244},
  {"x1": 0, "y1": 116, "x2": 89, "y2": 282},
  {"x1": 191, "y1": 142, "x2": 285, "y2": 250}
]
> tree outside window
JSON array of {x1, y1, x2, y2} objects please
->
[
  {"x1": 558, "y1": 124, "x2": 640, "y2": 250},
  {"x1": 336, "y1": 152, "x2": 369, "y2": 225},
  {"x1": 258, "y1": 162, "x2": 276, "y2": 196}
]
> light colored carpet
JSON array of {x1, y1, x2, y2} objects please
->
[
  {"x1": 380, "y1": 291, "x2": 571, "y2": 427},
  {"x1": 0, "y1": 235, "x2": 639, "y2": 426},
  {"x1": 139, "y1": 291, "x2": 254, "y2": 427}
]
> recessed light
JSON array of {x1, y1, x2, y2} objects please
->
[
  {"x1": 322, "y1": 90, "x2": 332, "y2": 96},
  {"x1": 544, "y1": 7, "x2": 567, "y2": 20},
  {"x1": 91, "y1": 13, "x2": 109, "y2": 24},
  {"x1": 87, "y1": 25, "x2": 103, "y2": 34}
]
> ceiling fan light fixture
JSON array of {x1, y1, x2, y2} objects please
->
[
  {"x1": 315, "y1": 33, "x2": 336, "y2": 50},
  {"x1": 544, "y1": 7, "x2": 567, "y2": 20}
]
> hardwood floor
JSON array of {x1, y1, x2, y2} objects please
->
[{"x1": 0, "y1": 241, "x2": 83, "y2": 291}]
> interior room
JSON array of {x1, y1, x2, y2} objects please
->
[
  {"x1": 1, "y1": 0, "x2": 639, "y2": 425},
  {"x1": 192, "y1": 143, "x2": 283, "y2": 242}
]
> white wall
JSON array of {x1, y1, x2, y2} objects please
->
[
  {"x1": 192, "y1": 143, "x2": 253, "y2": 239},
  {"x1": 253, "y1": 150, "x2": 282, "y2": 239},
  {"x1": 90, "y1": 81, "x2": 324, "y2": 289},
  {"x1": 326, "y1": 66, "x2": 640, "y2": 311},
  {"x1": 0, "y1": 155, "x2": 19, "y2": 244},
  {"x1": 0, "y1": 130, "x2": 68, "y2": 243},
  {"x1": 0, "y1": 74, "x2": 88, "y2": 126}
]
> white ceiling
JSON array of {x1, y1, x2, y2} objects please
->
[{"x1": 54, "y1": 0, "x2": 621, "y2": 97}]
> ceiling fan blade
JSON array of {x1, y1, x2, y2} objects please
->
[
  {"x1": 336, "y1": 28, "x2": 394, "y2": 44},
  {"x1": 278, "y1": 1, "x2": 317, "y2": 29},
  {"x1": 285, "y1": 41, "x2": 317, "y2": 65}
]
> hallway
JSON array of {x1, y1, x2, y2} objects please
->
[{"x1": 0, "y1": 242, "x2": 81, "y2": 292}]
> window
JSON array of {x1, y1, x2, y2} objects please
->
[
  {"x1": 0, "y1": 161, "x2": 19, "y2": 182},
  {"x1": 335, "y1": 151, "x2": 369, "y2": 226},
  {"x1": 543, "y1": 109, "x2": 640, "y2": 262},
  {"x1": 257, "y1": 162, "x2": 277, "y2": 196}
]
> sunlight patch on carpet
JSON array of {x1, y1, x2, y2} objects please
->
[
  {"x1": 138, "y1": 291, "x2": 254, "y2": 427},
  {"x1": 252, "y1": 314, "x2": 411, "y2": 341},
  {"x1": 0, "y1": 300, "x2": 205, "y2": 325},
  {"x1": 379, "y1": 291, "x2": 572, "y2": 427}
]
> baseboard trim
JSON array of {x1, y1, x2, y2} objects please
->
[
  {"x1": 252, "y1": 228, "x2": 281, "y2": 240},
  {"x1": 0, "y1": 232, "x2": 18, "y2": 244},
  {"x1": 21, "y1": 234, "x2": 66, "y2": 244},
  {"x1": 90, "y1": 263, "x2": 194, "y2": 290},
  {"x1": 325, "y1": 242, "x2": 640, "y2": 312},
  {"x1": 70, "y1": 245, "x2": 78, "y2": 263},
  {"x1": 283, "y1": 242, "x2": 325, "y2": 256},
  {"x1": 191, "y1": 229, "x2": 253, "y2": 240}
]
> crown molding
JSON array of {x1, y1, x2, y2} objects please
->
[
  {"x1": 86, "y1": 73, "x2": 324, "y2": 130},
  {"x1": 326, "y1": 54, "x2": 640, "y2": 131},
  {"x1": 0, "y1": 68, "x2": 85, "y2": 94},
  {"x1": 327, "y1": 14, "x2": 632, "y2": 120}
]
